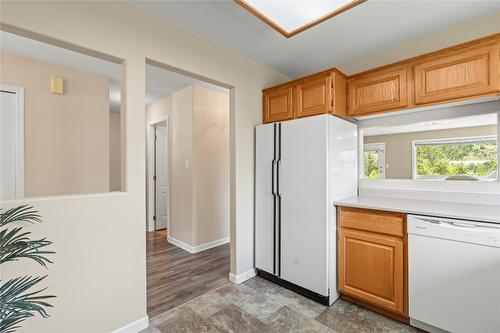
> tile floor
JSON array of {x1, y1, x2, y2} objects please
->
[{"x1": 141, "y1": 276, "x2": 422, "y2": 333}]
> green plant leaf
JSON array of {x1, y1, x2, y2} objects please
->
[
  {"x1": 0, "y1": 205, "x2": 42, "y2": 227},
  {"x1": 0, "y1": 276, "x2": 55, "y2": 333},
  {"x1": 0, "y1": 227, "x2": 54, "y2": 267}
]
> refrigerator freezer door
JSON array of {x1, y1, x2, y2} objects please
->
[
  {"x1": 279, "y1": 116, "x2": 329, "y2": 296},
  {"x1": 255, "y1": 123, "x2": 277, "y2": 274}
]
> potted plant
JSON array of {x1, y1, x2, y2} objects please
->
[{"x1": 0, "y1": 205, "x2": 55, "y2": 333}]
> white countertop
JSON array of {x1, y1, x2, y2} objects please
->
[{"x1": 335, "y1": 196, "x2": 500, "y2": 224}]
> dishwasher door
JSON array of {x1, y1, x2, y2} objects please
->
[{"x1": 408, "y1": 215, "x2": 500, "y2": 333}]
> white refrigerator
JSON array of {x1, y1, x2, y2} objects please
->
[{"x1": 255, "y1": 114, "x2": 358, "y2": 305}]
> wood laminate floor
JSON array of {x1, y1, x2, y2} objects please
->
[{"x1": 147, "y1": 230, "x2": 230, "y2": 317}]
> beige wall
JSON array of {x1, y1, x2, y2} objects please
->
[
  {"x1": 146, "y1": 85, "x2": 229, "y2": 247},
  {"x1": 0, "y1": 2, "x2": 288, "y2": 332},
  {"x1": 339, "y1": 11, "x2": 500, "y2": 75},
  {"x1": 109, "y1": 111, "x2": 121, "y2": 191},
  {"x1": 192, "y1": 85, "x2": 230, "y2": 246},
  {"x1": 0, "y1": 50, "x2": 110, "y2": 197},
  {"x1": 365, "y1": 125, "x2": 497, "y2": 179}
]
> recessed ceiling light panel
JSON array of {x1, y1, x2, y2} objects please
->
[{"x1": 235, "y1": 0, "x2": 366, "y2": 38}]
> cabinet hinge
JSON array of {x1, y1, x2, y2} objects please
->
[
  {"x1": 153, "y1": 215, "x2": 157, "y2": 221},
  {"x1": 153, "y1": 176, "x2": 157, "y2": 181}
]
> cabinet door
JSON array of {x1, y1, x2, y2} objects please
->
[
  {"x1": 339, "y1": 228, "x2": 405, "y2": 315},
  {"x1": 414, "y1": 43, "x2": 500, "y2": 105},
  {"x1": 263, "y1": 86, "x2": 293, "y2": 123},
  {"x1": 348, "y1": 67, "x2": 409, "y2": 116},
  {"x1": 295, "y1": 75, "x2": 331, "y2": 118}
]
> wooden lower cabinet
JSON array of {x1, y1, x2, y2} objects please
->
[{"x1": 338, "y1": 207, "x2": 408, "y2": 320}]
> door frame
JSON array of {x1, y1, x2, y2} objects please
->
[
  {"x1": 1, "y1": 84, "x2": 25, "y2": 199},
  {"x1": 146, "y1": 118, "x2": 169, "y2": 232}
]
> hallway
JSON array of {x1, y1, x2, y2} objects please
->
[{"x1": 147, "y1": 230, "x2": 230, "y2": 317}]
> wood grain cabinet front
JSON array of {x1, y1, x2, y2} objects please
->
[
  {"x1": 263, "y1": 86, "x2": 293, "y2": 123},
  {"x1": 338, "y1": 207, "x2": 408, "y2": 320},
  {"x1": 347, "y1": 66, "x2": 409, "y2": 116},
  {"x1": 414, "y1": 42, "x2": 500, "y2": 105},
  {"x1": 295, "y1": 74, "x2": 332, "y2": 118},
  {"x1": 262, "y1": 69, "x2": 347, "y2": 124}
]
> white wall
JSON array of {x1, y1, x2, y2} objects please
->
[{"x1": 0, "y1": 1, "x2": 288, "y2": 332}]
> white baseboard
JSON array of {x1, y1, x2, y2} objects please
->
[
  {"x1": 229, "y1": 268, "x2": 256, "y2": 284},
  {"x1": 110, "y1": 316, "x2": 149, "y2": 333},
  {"x1": 167, "y1": 235, "x2": 229, "y2": 254}
]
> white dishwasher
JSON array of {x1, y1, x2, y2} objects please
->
[{"x1": 408, "y1": 215, "x2": 500, "y2": 333}]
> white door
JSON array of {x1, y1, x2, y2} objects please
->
[
  {"x1": 1, "y1": 87, "x2": 24, "y2": 200},
  {"x1": 255, "y1": 123, "x2": 277, "y2": 274},
  {"x1": 279, "y1": 116, "x2": 328, "y2": 296},
  {"x1": 155, "y1": 125, "x2": 168, "y2": 230}
]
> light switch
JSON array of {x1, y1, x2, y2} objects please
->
[
  {"x1": 51, "y1": 76, "x2": 64, "y2": 94},
  {"x1": 185, "y1": 160, "x2": 189, "y2": 169}
]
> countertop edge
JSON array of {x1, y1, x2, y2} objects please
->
[{"x1": 335, "y1": 197, "x2": 500, "y2": 224}]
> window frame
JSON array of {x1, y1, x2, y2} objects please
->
[
  {"x1": 363, "y1": 142, "x2": 386, "y2": 179},
  {"x1": 411, "y1": 135, "x2": 498, "y2": 180}
]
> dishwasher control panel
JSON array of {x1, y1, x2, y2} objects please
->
[{"x1": 408, "y1": 215, "x2": 500, "y2": 248}]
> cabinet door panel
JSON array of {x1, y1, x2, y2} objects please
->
[
  {"x1": 414, "y1": 43, "x2": 500, "y2": 105},
  {"x1": 263, "y1": 87, "x2": 293, "y2": 123},
  {"x1": 339, "y1": 228, "x2": 405, "y2": 315},
  {"x1": 295, "y1": 76, "x2": 331, "y2": 118},
  {"x1": 348, "y1": 67, "x2": 408, "y2": 115}
]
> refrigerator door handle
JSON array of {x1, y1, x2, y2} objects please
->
[{"x1": 272, "y1": 160, "x2": 276, "y2": 195}]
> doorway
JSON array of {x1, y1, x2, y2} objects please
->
[
  {"x1": 153, "y1": 121, "x2": 169, "y2": 230},
  {"x1": 144, "y1": 61, "x2": 231, "y2": 317}
]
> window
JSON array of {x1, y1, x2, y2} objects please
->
[
  {"x1": 412, "y1": 136, "x2": 497, "y2": 181},
  {"x1": 235, "y1": 0, "x2": 365, "y2": 38},
  {"x1": 363, "y1": 143, "x2": 385, "y2": 179}
]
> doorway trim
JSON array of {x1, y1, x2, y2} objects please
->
[
  {"x1": 147, "y1": 117, "x2": 170, "y2": 232},
  {"x1": 1, "y1": 84, "x2": 25, "y2": 199}
]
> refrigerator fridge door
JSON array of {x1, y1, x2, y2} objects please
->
[
  {"x1": 279, "y1": 116, "x2": 329, "y2": 296},
  {"x1": 255, "y1": 123, "x2": 278, "y2": 274}
]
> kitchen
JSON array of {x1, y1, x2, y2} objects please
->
[{"x1": 255, "y1": 32, "x2": 500, "y2": 333}]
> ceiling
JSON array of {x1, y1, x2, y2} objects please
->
[
  {"x1": 1, "y1": 31, "x2": 226, "y2": 110},
  {"x1": 131, "y1": 0, "x2": 500, "y2": 78}
]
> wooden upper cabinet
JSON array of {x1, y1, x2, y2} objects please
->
[
  {"x1": 262, "y1": 69, "x2": 347, "y2": 124},
  {"x1": 414, "y1": 42, "x2": 500, "y2": 105},
  {"x1": 295, "y1": 74, "x2": 332, "y2": 118},
  {"x1": 347, "y1": 66, "x2": 409, "y2": 116},
  {"x1": 263, "y1": 86, "x2": 293, "y2": 123},
  {"x1": 264, "y1": 34, "x2": 500, "y2": 121}
]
